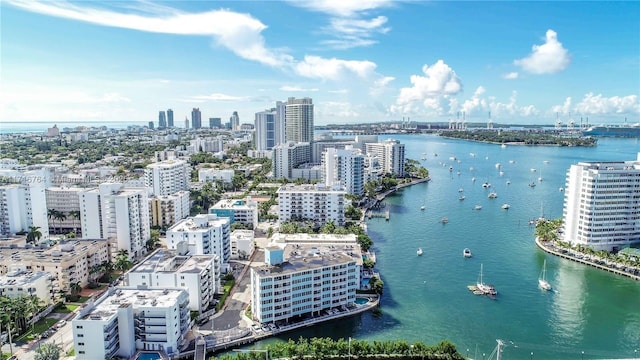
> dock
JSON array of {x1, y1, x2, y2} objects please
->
[{"x1": 367, "y1": 209, "x2": 390, "y2": 221}]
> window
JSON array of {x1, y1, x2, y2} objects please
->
[{"x1": 76, "y1": 325, "x2": 83, "y2": 329}]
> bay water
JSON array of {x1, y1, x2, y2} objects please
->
[{"x1": 259, "y1": 135, "x2": 640, "y2": 360}]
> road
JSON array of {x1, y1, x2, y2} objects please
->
[{"x1": 2, "y1": 320, "x2": 75, "y2": 360}]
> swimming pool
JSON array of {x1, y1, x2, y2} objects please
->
[
  {"x1": 136, "y1": 352, "x2": 162, "y2": 360},
  {"x1": 355, "y1": 298, "x2": 369, "y2": 305}
]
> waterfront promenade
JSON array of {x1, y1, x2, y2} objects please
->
[{"x1": 535, "y1": 237, "x2": 640, "y2": 281}]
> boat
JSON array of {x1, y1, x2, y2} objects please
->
[
  {"x1": 463, "y1": 248, "x2": 472, "y2": 258},
  {"x1": 482, "y1": 182, "x2": 491, "y2": 188},
  {"x1": 529, "y1": 182, "x2": 536, "y2": 187},
  {"x1": 501, "y1": 144, "x2": 507, "y2": 149},
  {"x1": 449, "y1": 166, "x2": 453, "y2": 171},
  {"x1": 501, "y1": 203, "x2": 510, "y2": 210},
  {"x1": 495, "y1": 163, "x2": 501, "y2": 169},
  {"x1": 458, "y1": 188, "x2": 464, "y2": 193},
  {"x1": 499, "y1": 171, "x2": 504, "y2": 177},
  {"x1": 457, "y1": 171, "x2": 461, "y2": 176},
  {"x1": 506, "y1": 180, "x2": 511, "y2": 185},
  {"x1": 421, "y1": 153, "x2": 427, "y2": 160},
  {"x1": 559, "y1": 187, "x2": 564, "y2": 192},
  {"x1": 476, "y1": 264, "x2": 497, "y2": 296},
  {"x1": 471, "y1": 177, "x2": 476, "y2": 182},
  {"x1": 582, "y1": 123, "x2": 640, "y2": 137},
  {"x1": 420, "y1": 205, "x2": 425, "y2": 210},
  {"x1": 441, "y1": 217, "x2": 449, "y2": 224},
  {"x1": 474, "y1": 205, "x2": 482, "y2": 210},
  {"x1": 509, "y1": 160, "x2": 515, "y2": 164},
  {"x1": 459, "y1": 195, "x2": 465, "y2": 201},
  {"x1": 488, "y1": 192, "x2": 498, "y2": 199},
  {"x1": 531, "y1": 168, "x2": 537, "y2": 172},
  {"x1": 417, "y1": 248, "x2": 423, "y2": 256},
  {"x1": 543, "y1": 160, "x2": 550, "y2": 164},
  {"x1": 538, "y1": 259, "x2": 552, "y2": 291}
]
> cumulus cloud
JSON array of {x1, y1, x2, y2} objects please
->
[
  {"x1": 328, "y1": 89, "x2": 349, "y2": 94},
  {"x1": 490, "y1": 91, "x2": 539, "y2": 118},
  {"x1": 502, "y1": 72, "x2": 519, "y2": 80},
  {"x1": 573, "y1": 93, "x2": 640, "y2": 115},
  {"x1": 316, "y1": 101, "x2": 361, "y2": 118},
  {"x1": 280, "y1": 85, "x2": 319, "y2": 92},
  {"x1": 460, "y1": 86, "x2": 488, "y2": 115},
  {"x1": 551, "y1": 97, "x2": 572, "y2": 115},
  {"x1": 322, "y1": 16, "x2": 390, "y2": 49},
  {"x1": 393, "y1": 60, "x2": 463, "y2": 114},
  {"x1": 514, "y1": 29, "x2": 571, "y2": 74},
  {"x1": 294, "y1": 56, "x2": 377, "y2": 80}
]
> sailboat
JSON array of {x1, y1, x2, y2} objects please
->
[
  {"x1": 417, "y1": 248, "x2": 423, "y2": 256},
  {"x1": 476, "y1": 264, "x2": 497, "y2": 297},
  {"x1": 538, "y1": 260, "x2": 552, "y2": 291}
]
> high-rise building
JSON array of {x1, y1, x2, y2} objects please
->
[
  {"x1": 184, "y1": 117, "x2": 189, "y2": 129},
  {"x1": 144, "y1": 159, "x2": 190, "y2": 196},
  {"x1": 254, "y1": 109, "x2": 276, "y2": 150},
  {"x1": 0, "y1": 170, "x2": 50, "y2": 238},
  {"x1": 272, "y1": 141, "x2": 311, "y2": 179},
  {"x1": 209, "y1": 117, "x2": 222, "y2": 128},
  {"x1": 72, "y1": 287, "x2": 190, "y2": 360},
  {"x1": 148, "y1": 121, "x2": 154, "y2": 129},
  {"x1": 191, "y1": 108, "x2": 202, "y2": 129},
  {"x1": 275, "y1": 101, "x2": 286, "y2": 146},
  {"x1": 365, "y1": 139, "x2": 406, "y2": 177},
  {"x1": 167, "y1": 108, "x2": 174, "y2": 127},
  {"x1": 149, "y1": 191, "x2": 190, "y2": 228},
  {"x1": 562, "y1": 153, "x2": 640, "y2": 251},
  {"x1": 158, "y1": 111, "x2": 167, "y2": 129},
  {"x1": 277, "y1": 184, "x2": 346, "y2": 227},
  {"x1": 80, "y1": 183, "x2": 150, "y2": 260},
  {"x1": 285, "y1": 97, "x2": 313, "y2": 143},
  {"x1": 230, "y1": 111, "x2": 240, "y2": 131},
  {"x1": 46, "y1": 186, "x2": 83, "y2": 236},
  {"x1": 322, "y1": 146, "x2": 365, "y2": 196}
]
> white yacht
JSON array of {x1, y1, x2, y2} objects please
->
[
  {"x1": 538, "y1": 260, "x2": 552, "y2": 291},
  {"x1": 501, "y1": 203, "x2": 510, "y2": 210},
  {"x1": 417, "y1": 248, "x2": 423, "y2": 256},
  {"x1": 463, "y1": 248, "x2": 472, "y2": 258}
]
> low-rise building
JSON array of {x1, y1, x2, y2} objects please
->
[
  {"x1": 72, "y1": 287, "x2": 190, "y2": 360},
  {"x1": 209, "y1": 197, "x2": 259, "y2": 229},
  {"x1": 277, "y1": 184, "x2": 346, "y2": 227},
  {"x1": 230, "y1": 230, "x2": 255, "y2": 260},
  {"x1": 0, "y1": 266, "x2": 54, "y2": 305},
  {"x1": 0, "y1": 239, "x2": 109, "y2": 293},
  {"x1": 198, "y1": 169, "x2": 234, "y2": 184},
  {"x1": 126, "y1": 248, "x2": 220, "y2": 312},
  {"x1": 166, "y1": 214, "x2": 231, "y2": 272},
  {"x1": 149, "y1": 191, "x2": 190, "y2": 228},
  {"x1": 250, "y1": 242, "x2": 362, "y2": 324}
]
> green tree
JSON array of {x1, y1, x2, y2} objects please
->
[
  {"x1": 34, "y1": 342, "x2": 62, "y2": 360},
  {"x1": 146, "y1": 229, "x2": 161, "y2": 251},
  {"x1": 26, "y1": 226, "x2": 43, "y2": 244},
  {"x1": 54, "y1": 211, "x2": 67, "y2": 235},
  {"x1": 114, "y1": 255, "x2": 133, "y2": 273},
  {"x1": 68, "y1": 210, "x2": 81, "y2": 236}
]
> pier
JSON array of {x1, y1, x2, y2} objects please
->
[{"x1": 367, "y1": 209, "x2": 390, "y2": 221}]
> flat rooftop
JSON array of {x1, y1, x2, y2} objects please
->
[
  {"x1": 0, "y1": 271, "x2": 50, "y2": 287},
  {"x1": 79, "y1": 288, "x2": 185, "y2": 321},
  {"x1": 253, "y1": 243, "x2": 362, "y2": 277},
  {"x1": 129, "y1": 249, "x2": 215, "y2": 274}
]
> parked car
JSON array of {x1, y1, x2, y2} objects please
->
[{"x1": 57, "y1": 320, "x2": 66, "y2": 329}]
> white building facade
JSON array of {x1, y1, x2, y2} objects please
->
[
  {"x1": 254, "y1": 109, "x2": 277, "y2": 151},
  {"x1": 149, "y1": 191, "x2": 190, "y2": 228},
  {"x1": 230, "y1": 229, "x2": 255, "y2": 260},
  {"x1": 365, "y1": 139, "x2": 406, "y2": 177},
  {"x1": 166, "y1": 214, "x2": 231, "y2": 271},
  {"x1": 126, "y1": 249, "x2": 220, "y2": 312},
  {"x1": 198, "y1": 169, "x2": 234, "y2": 184},
  {"x1": 209, "y1": 197, "x2": 259, "y2": 229},
  {"x1": 0, "y1": 267, "x2": 54, "y2": 305},
  {"x1": 81, "y1": 183, "x2": 150, "y2": 259},
  {"x1": 277, "y1": 184, "x2": 346, "y2": 227},
  {"x1": 72, "y1": 287, "x2": 190, "y2": 359},
  {"x1": 144, "y1": 160, "x2": 190, "y2": 196},
  {"x1": 45, "y1": 186, "x2": 83, "y2": 235},
  {"x1": 272, "y1": 142, "x2": 311, "y2": 179},
  {"x1": 322, "y1": 146, "x2": 365, "y2": 196},
  {"x1": 250, "y1": 243, "x2": 361, "y2": 324},
  {"x1": 562, "y1": 153, "x2": 640, "y2": 251}
]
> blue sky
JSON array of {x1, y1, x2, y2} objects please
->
[{"x1": 1, "y1": 1, "x2": 639, "y2": 126}]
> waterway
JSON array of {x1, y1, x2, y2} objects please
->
[{"x1": 251, "y1": 135, "x2": 640, "y2": 360}]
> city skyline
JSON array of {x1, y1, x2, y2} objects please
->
[{"x1": 1, "y1": 1, "x2": 639, "y2": 125}]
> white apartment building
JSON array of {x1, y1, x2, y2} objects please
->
[
  {"x1": 144, "y1": 159, "x2": 190, "y2": 196},
  {"x1": 81, "y1": 183, "x2": 150, "y2": 260},
  {"x1": 250, "y1": 243, "x2": 361, "y2": 324},
  {"x1": 277, "y1": 184, "x2": 346, "y2": 227},
  {"x1": 285, "y1": 97, "x2": 314, "y2": 143},
  {"x1": 322, "y1": 146, "x2": 365, "y2": 196},
  {"x1": 0, "y1": 267, "x2": 54, "y2": 305},
  {"x1": 209, "y1": 197, "x2": 259, "y2": 229},
  {"x1": 272, "y1": 141, "x2": 311, "y2": 179},
  {"x1": 270, "y1": 232, "x2": 358, "y2": 246},
  {"x1": 254, "y1": 109, "x2": 277, "y2": 151},
  {"x1": 126, "y1": 249, "x2": 220, "y2": 312},
  {"x1": 149, "y1": 191, "x2": 190, "y2": 228},
  {"x1": 190, "y1": 137, "x2": 224, "y2": 153},
  {"x1": 198, "y1": 168, "x2": 234, "y2": 184},
  {"x1": 0, "y1": 181, "x2": 49, "y2": 239},
  {"x1": 365, "y1": 139, "x2": 406, "y2": 177},
  {"x1": 46, "y1": 186, "x2": 83, "y2": 235},
  {"x1": 166, "y1": 214, "x2": 231, "y2": 271},
  {"x1": 312, "y1": 137, "x2": 353, "y2": 163},
  {"x1": 230, "y1": 229, "x2": 255, "y2": 260},
  {"x1": 363, "y1": 154, "x2": 384, "y2": 184},
  {"x1": 562, "y1": 153, "x2": 640, "y2": 251},
  {"x1": 72, "y1": 287, "x2": 190, "y2": 359},
  {"x1": 0, "y1": 239, "x2": 109, "y2": 293}
]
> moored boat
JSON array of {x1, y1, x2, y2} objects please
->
[
  {"x1": 463, "y1": 248, "x2": 472, "y2": 258},
  {"x1": 417, "y1": 248, "x2": 423, "y2": 256}
]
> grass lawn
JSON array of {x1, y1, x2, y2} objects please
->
[
  {"x1": 53, "y1": 303, "x2": 78, "y2": 313},
  {"x1": 14, "y1": 317, "x2": 57, "y2": 342}
]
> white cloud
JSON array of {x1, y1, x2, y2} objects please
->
[
  {"x1": 502, "y1": 72, "x2": 519, "y2": 80},
  {"x1": 514, "y1": 29, "x2": 571, "y2": 74},
  {"x1": 280, "y1": 85, "x2": 319, "y2": 92},
  {"x1": 573, "y1": 93, "x2": 640, "y2": 115},
  {"x1": 393, "y1": 60, "x2": 463, "y2": 113},
  {"x1": 294, "y1": 55, "x2": 377, "y2": 80},
  {"x1": 328, "y1": 89, "x2": 349, "y2": 94},
  {"x1": 551, "y1": 97, "x2": 572, "y2": 115},
  {"x1": 316, "y1": 101, "x2": 360, "y2": 118},
  {"x1": 460, "y1": 86, "x2": 487, "y2": 115},
  {"x1": 185, "y1": 93, "x2": 270, "y2": 102},
  {"x1": 489, "y1": 91, "x2": 539, "y2": 118},
  {"x1": 322, "y1": 16, "x2": 390, "y2": 49},
  {"x1": 5, "y1": 0, "x2": 293, "y2": 67},
  {"x1": 291, "y1": 0, "x2": 395, "y2": 17}
]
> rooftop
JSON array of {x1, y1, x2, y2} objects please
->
[
  {"x1": 79, "y1": 287, "x2": 186, "y2": 321},
  {"x1": 129, "y1": 249, "x2": 216, "y2": 274},
  {"x1": 0, "y1": 271, "x2": 50, "y2": 287}
]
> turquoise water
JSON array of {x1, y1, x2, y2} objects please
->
[
  {"x1": 255, "y1": 135, "x2": 640, "y2": 359},
  {"x1": 136, "y1": 352, "x2": 162, "y2": 360},
  {"x1": 355, "y1": 298, "x2": 370, "y2": 305}
]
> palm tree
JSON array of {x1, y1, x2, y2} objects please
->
[
  {"x1": 146, "y1": 229, "x2": 161, "y2": 251},
  {"x1": 26, "y1": 226, "x2": 43, "y2": 244},
  {"x1": 47, "y1": 209, "x2": 57, "y2": 234},
  {"x1": 0, "y1": 297, "x2": 14, "y2": 355},
  {"x1": 68, "y1": 210, "x2": 81, "y2": 236},
  {"x1": 34, "y1": 342, "x2": 62, "y2": 360},
  {"x1": 54, "y1": 211, "x2": 67, "y2": 235},
  {"x1": 114, "y1": 256, "x2": 132, "y2": 273}
]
